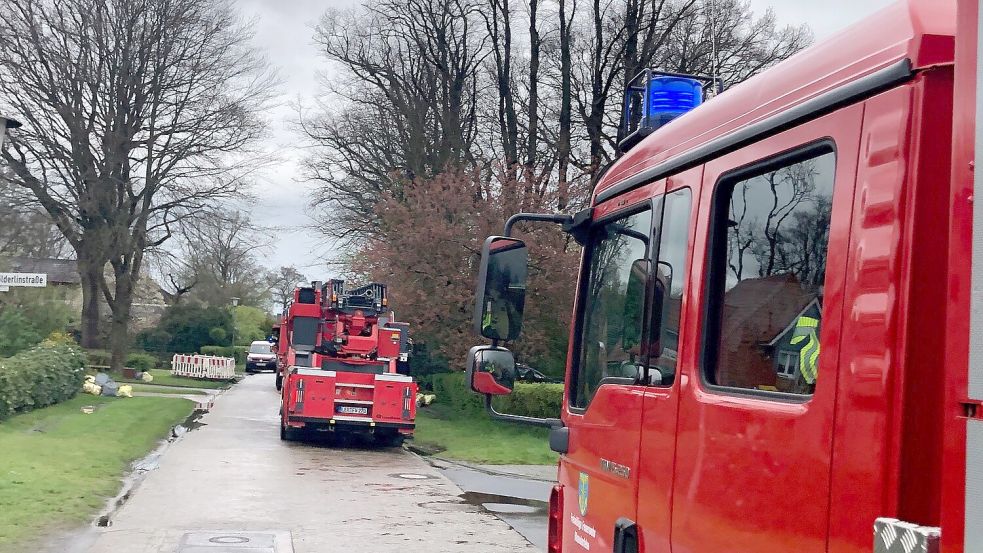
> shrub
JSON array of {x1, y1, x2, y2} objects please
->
[
  {"x1": 233, "y1": 306, "x2": 273, "y2": 345},
  {"x1": 497, "y1": 382, "x2": 564, "y2": 419},
  {"x1": 431, "y1": 372, "x2": 563, "y2": 419},
  {"x1": 135, "y1": 304, "x2": 233, "y2": 353},
  {"x1": 0, "y1": 289, "x2": 77, "y2": 357},
  {"x1": 0, "y1": 310, "x2": 43, "y2": 357},
  {"x1": 125, "y1": 352, "x2": 158, "y2": 371},
  {"x1": 199, "y1": 345, "x2": 245, "y2": 363},
  {"x1": 135, "y1": 328, "x2": 172, "y2": 353},
  {"x1": 85, "y1": 349, "x2": 112, "y2": 367},
  {"x1": 208, "y1": 327, "x2": 227, "y2": 344},
  {"x1": 433, "y1": 372, "x2": 484, "y2": 414},
  {"x1": 43, "y1": 331, "x2": 76, "y2": 346},
  {"x1": 0, "y1": 343, "x2": 87, "y2": 420}
]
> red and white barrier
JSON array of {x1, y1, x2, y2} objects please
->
[{"x1": 171, "y1": 354, "x2": 236, "y2": 379}]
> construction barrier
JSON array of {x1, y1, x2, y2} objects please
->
[{"x1": 171, "y1": 354, "x2": 236, "y2": 380}]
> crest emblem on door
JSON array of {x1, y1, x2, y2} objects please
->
[{"x1": 578, "y1": 472, "x2": 589, "y2": 516}]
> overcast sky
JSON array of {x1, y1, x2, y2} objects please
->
[{"x1": 237, "y1": 0, "x2": 896, "y2": 277}]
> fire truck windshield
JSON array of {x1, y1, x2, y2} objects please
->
[{"x1": 572, "y1": 207, "x2": 652, "y2": 408}]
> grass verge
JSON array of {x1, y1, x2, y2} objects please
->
[
  {"x1": 412, "y1": 404, "x2": 558, "y2": 465},
  {"x1": 129, "y1": 383, "x2": 208, "y2": 396},
  {"x1": 88, "y1": 369, "x2": 232, "y2": 390},
  {"x1": 0, "y1": 395, "x2": 195, "y2": 551}
]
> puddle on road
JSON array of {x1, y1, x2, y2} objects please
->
[
  {"x1": 172, "y1": 409, "x2": 208, "y2": 437},
  {"x1": 391, "y1": 472, "x2": 432, "y2": 480},
  {"x1": 482, "y1": 502, "x2": 540, "y2": 515},
  {"x1": 459, "y1": 491, "x2": 548, "y2": 516}
]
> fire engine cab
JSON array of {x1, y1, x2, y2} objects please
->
[{"x1": 466, "y1": 1, "x2": 982, "y2": 552}]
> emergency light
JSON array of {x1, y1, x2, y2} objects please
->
[{"x1": 618, "y1": 70, "x2": 721, "y2": 153}]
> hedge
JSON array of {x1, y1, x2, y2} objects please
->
[
  {"x1": 432, "y1": 372, "x2": 563, "y2": 420},
  {"x1": 500, "y1": 382, "x2": 565, "y2": 419},
  {"x1": 86, "y1": 349, "x2": 112, "y2": 367},
  {"x1": 0, "y1": 343, "x2": 87, "y2": 420},
  {"x1": 199, "y1": 345, "x2": 246, "y2": 363},
  {"x1": 125, "y1": 352, "x2": 158, "y2": 371}
]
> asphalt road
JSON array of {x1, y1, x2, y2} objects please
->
[{"x1": 70, "y1": 373, "x2": 539, "y2": 553}]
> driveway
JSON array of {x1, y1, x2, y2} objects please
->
[{"x1": 75, "y1": 373, "x2": 538, "y2": 553}]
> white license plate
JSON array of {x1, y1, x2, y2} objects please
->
[{"x1": 336, "y1": 406, "x2": 368, "y2": 415}]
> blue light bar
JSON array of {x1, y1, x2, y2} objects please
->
[
  {"x1": 647, "y1": 76, "x2": 703, "y2": 130},
  {"x1": 619, "y1": 70, "x2": 717, "y2": 152}
]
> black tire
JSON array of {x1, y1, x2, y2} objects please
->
[
  {"x1": 275, "y1": 374, "x2": 283, "y2": 391},
  {"x1": 375, "y1": 432, "x2": 404, "y2": 448},
  {"x1": 280, "y1": 421, "x2": 296, "y2": 441}
]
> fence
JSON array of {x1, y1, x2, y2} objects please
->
[{"x1": 171, "y1": 354, "x2": 236, "y2": 380}]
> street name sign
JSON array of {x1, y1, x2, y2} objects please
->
[{"x1": 0, "y1": 273, "x2": 48, "y2": 288}]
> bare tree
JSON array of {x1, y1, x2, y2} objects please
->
[
  {"x1": 303, "y1": 0, "x2": 488, "y2": 243},
  {"x1": 0, "y1": 177, "x2": 69, "y2": 258},
  {"x1": 0, "y1": 0, "x2": 275, "y2": 368},
  {"x1": 169, "y1": 213, "x2": 275, "y2": 309},
  {"x1": 269, "y1": 266, "x2": 308, "y2": 314}
]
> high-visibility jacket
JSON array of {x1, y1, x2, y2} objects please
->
[{"x1": 789, "y1": 316, "x2": 820, "y2": 384}]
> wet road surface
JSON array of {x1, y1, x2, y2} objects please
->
[
  {"x1": 434, "y1": 460, "x2": 554, "y2": 550},
  {"x1": 54, "y1": 373, "x2": 538, "y2": 553}
]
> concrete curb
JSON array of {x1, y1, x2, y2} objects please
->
[{"x1": 416, "y1": 452, "x2": 557, "y2": 483}]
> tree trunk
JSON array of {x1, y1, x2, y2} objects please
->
[
  {"x1": 525, "y1": 0, "x2": 540, "y2": 170},
  {"x1": 108, "y1": 304, "x2": 130, "y2": 371},
  {"x1": 78, "y1": 258, "x2": 103, "y2": 348},
  {"x1": 557, "y1": 0, "x2": 573, "y2": 210},
  {"x1": 105, "y1": 258, "x2": 137, "y2": 372}
]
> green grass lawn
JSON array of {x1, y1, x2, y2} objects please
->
[
  {"x1": 0, "y1": 395, "x2": 195, "y2": 551},
  {"x1": 413, "y1": 405, "x2": 558, "y2": 465},
  {"x1": 88, "y1": 369, "x2": 232, "y2": 390},
  {"x1": 137, "y1": 369, "x2": 232, "y2": 389},
  {"x1": 129, "y1": 383, "x2": 208, "y2": 396}
]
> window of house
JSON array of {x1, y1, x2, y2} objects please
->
[
  {"x1": 705, "y1": 148, "x2": 836, "y2": 396},
  {"x1": 571, "y1": 207, "x2": 652, "y2": 408},
  {"x1": 776, "y1": 350, "x2": 798, "y2": 378}
]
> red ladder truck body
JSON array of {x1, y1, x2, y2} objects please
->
[
  {"x1": 466, "y1": 1, "x2": 982, "y2": 551},
  {"x1": 276, "y1": 281, "x2": 416, "y2": 445}
]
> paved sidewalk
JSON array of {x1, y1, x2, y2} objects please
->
[{"x1": 79, "y1": 373, "x2": 537, "y2": 553}]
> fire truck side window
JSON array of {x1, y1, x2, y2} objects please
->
[
  {"x1": 572, "y1": 207, "x2": 652, "y2": 408},
  {"x1": 706, "y1": 149, "x2": 836, "y2": 396},
  {"x1": 648, "y1": 188, "x2": 692, "y2": 386}
]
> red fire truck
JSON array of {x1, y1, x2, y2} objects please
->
[
  {"x1": 276, "y1": 280, "x2": 416, "y2": 445},
  {"x1": 466, "y1": 1, "x2": 981, "y2": 551}
]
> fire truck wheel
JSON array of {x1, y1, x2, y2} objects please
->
[
  {"x1": 375, "y1": 432, "x2": 404, "y2": 448},
  {"x1": 279, "y1": 422, "x2": 295, "y2": 441},
  {"x1": 275, "y1": 374, "x2": 283, "y2": 391}
]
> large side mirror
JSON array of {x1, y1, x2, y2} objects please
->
[
  {"x1": 650, "y1": 260, "x2": 674, "y2": 357},
  {"x1": 473, "y1": 236, "x2": 528, "y2": 342},
  {"x1": 621, "y1": 259, "x2": 650, "y2": 353},
  {"x1": 466, "y1": 345, "x2": 516, "y2": 396}
]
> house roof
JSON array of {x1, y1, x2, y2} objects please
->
[
  {"x1": 1, "y1": 256, "x2": 80, "y2": 284},
  {"x1": 720, "y1": 274, "x2": 818, "y2": 353}
]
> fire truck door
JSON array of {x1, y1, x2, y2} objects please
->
[
  {"x1": 558, "y1": 198, "x2": 655, "y2": 552},
  {"x1": 964, "y1": 0, "x2": 983, "y2": 548},
  {"x1": 636, "y1": 171, "x2": 699, "y2": 552},
  {"x1": 670, "y1": 107, "x2": 863, "y2": 553}
]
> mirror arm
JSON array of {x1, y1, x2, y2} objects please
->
[
  {"x1": 502, "y1": 209, "x2": 592, "y2": 245},
  {"x1": 503, "y1": 213, "x2": 574, "y2": 237},
  {"x1": 485, "y1": 394, "x2": 563, "y2": 429}
]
